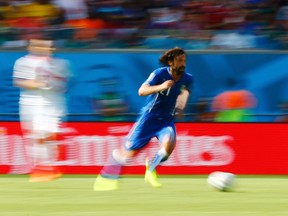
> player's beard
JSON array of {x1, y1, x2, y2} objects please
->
[{"x1": 173, "y1": 66, "x2": 185, "y2": 76}]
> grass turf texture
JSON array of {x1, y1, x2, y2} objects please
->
[{"x1": 0, "y1": 175, "x2": 287, "y2": 216}]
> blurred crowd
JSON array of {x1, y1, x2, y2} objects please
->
[{"x1": 1, "y1": 0, "x2": 288, "y2": 49}]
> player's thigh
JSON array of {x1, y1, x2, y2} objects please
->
[
  {"x1": 19, "y1": 104, "x2": 39, "y2": 136},
  {"x1": 41, "y1": 105, "x2": 64, "y2": 133},
  {"x1": 124, "y1": 133, "x2": 152, "y2": 151},
  {"x1": 31, "y1": 105, "x2": 63, "y2": 138},
  {"x1": 157, "y1": 124, "x2": 176, "y2": 151},
  {"x1": 124, "y1": 122, "x2": 155, "y2": 151}
]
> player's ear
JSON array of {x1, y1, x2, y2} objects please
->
[{"x1": 168, "y1": 59, "x2": 173, "y2": 66}]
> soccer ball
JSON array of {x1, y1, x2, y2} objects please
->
[{"x1": 207, "y1": 171, "x2": 236, "y2": 192}]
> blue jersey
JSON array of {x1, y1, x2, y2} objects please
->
[
  {"x1": 140, "y1": 67, "x2": 193, "y2": 118},
  {"x1": 124, "y1": 67, "x2": 193, "y2": 151}
]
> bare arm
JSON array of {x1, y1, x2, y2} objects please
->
[
  {"x1": 138, "y1": 80, "x2": 174, "y2": 96},
  {"x1": 14, "y1": 79, "x2": 47, "y2": 90},
  {"x1": 175, "y1": 88, "x2": 190, "y2": 113}
]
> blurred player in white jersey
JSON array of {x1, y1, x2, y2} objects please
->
[{"x1": 13, "y1": 39, "x2": 71, "y2": 182}]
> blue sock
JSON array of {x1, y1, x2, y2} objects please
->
[{"x1": 148, "y1": 148, "x2": 169, "y2": 172}]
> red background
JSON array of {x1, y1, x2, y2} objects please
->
[{"x1": 0, "y1": 122, "x2": 287, "y2": 175}]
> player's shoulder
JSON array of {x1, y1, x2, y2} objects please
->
[
  {"x1": 15, "y1": 55, "x2": 27, "y2": 63},
  {"x1": 184, "y1": 71, "x2": 193, "y2": 78},
  {"x1": 52, "y1": 57, "x2": 69, "y2": 64},
  {"x1": 16, "y1": 55, "x2": 43, "y2": 64},
  {"x1": 14, "y1": 55, "x2": 34, "y2": 68},
  {"x1": 183, "y1": 71, "x2": 193, "y2": 81},
  {"x1": 153, "y1": 67, "x2": 168, "y2": 75},
  {"x1": 52, "y1": 57, "x2": 71, "y2": 69}
]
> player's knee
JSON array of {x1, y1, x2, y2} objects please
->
[
  {"x1": 163, "y1": 133, "x2": 175, "y2": 143},
  {"x1": 112, "y1": 149, "x2": 131, "y2": 165},
  {"x1": 158, "y1": 147, "x2": 170, "y2": 163}
]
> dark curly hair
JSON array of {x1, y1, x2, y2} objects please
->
[{"x1": 159, "y1": 47, "x2": 186, "y2": 66}]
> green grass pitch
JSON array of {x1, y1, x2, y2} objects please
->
[{"x1": 0, "y1": 175, "x2": 287, "y2": 216}]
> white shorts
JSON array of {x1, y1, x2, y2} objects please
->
[{"x1": 20, "y1": 103, "x2": 65, "y2": 139}]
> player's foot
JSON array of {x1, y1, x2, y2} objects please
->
[
  {"x1": 145, "y1": 159, "x2": 162, "y2": 188},
  {"x1": 93, "y1": 175, "x2": 119, "y2": 191},
  {"x1": 29, "y1": 166, "x2": 62, "y2": 182},
  {"x1": 29, "y1": 172, "x2": 62, "y2": 182}
]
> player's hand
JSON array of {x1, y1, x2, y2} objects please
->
[{"x1": 161, "y1": 80, "x2": 174, "y2": 90}]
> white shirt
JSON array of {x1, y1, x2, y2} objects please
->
[{"x1": 13, "y1": 55, "x2": 70, "y2": 106}]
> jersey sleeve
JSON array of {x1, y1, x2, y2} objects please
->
[
  {"x1": 143, "y1": 69, "x2": 162, "y2": 86},
  {"x1": 13, "y1": 58, "x2": 36, "y2": 80},
  {"x1": 52, "y1": 58, "x2": 72, "y2": 78}
]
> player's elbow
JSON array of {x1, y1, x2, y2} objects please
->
[
  {"x1": 138, "y1": 89, "x2": 145, "y2": 96},
  {"x1": 138, "y1": 85, "x2": 148, "y2": 96}
]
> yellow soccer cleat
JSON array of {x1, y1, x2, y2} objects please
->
[
  {"x1": 93, "y1": 175, "x2": 119, "y2": 191},
  {"x1": 145, "y1": 159, "x2": 162, "y2": 188}
]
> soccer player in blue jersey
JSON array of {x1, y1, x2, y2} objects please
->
[{"x1": 94, "y1": 47, "x2": 193, "y2": 191}]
